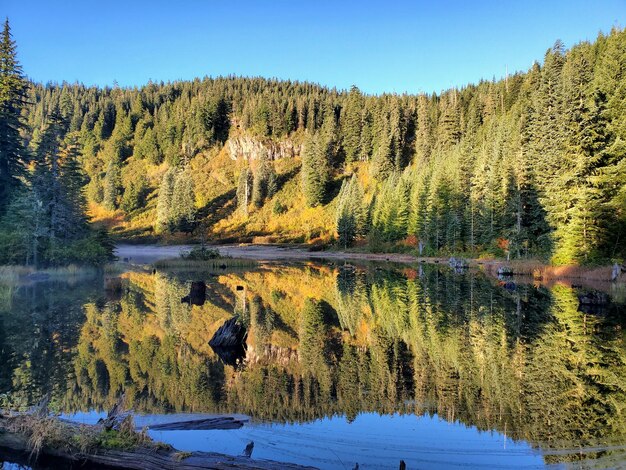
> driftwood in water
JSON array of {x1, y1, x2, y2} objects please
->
[
  {"x1": 611, "y1": 263, "x2": 626, "y2": 281},
  {"x1": 578, "y1": 290, "x2": 609, "y2": 306},
  {"x1": 148, "y1": 416, "x2": 246, "y2": 431},
  {"x1": 98, "y1": 393, "x2": 129, "y2": 431},
  {"x1": 497, "y1": 266, "x2": 514, "y2": 277},
  {"x1": 209, "y1": 317, "x2": 247, "y2": 348},
  {"x1": 181, "y1": 281, "x2": 206, "y2": 306},
  {"x1": 0, "y1": 414, "x2": 315, "y2": 470},
  {"x1": 448, "y1": 257, "x2": 468, "y2": 271}
]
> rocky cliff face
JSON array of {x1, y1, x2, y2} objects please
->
[{"x1": 227, "y1": 135, "x2": 301, "y2": 161}]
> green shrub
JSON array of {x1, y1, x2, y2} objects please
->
[{"x1": 181, "y1": 246, "x2": 222, "y2": 260}]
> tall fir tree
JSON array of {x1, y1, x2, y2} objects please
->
[
  {"x1": 171, "y1": 171, "x2": 196, "y2": 232},
  {"x1": 156, "y1": 168, "x2": 176, "y2": 233},
  {"x1": 336, "y1": 174, "x2": 366, "y2": 248},
  {"x1": 0, "y1": 19, "x2": 28, "y2": 215},
  {"x1": 341, "y1": 86, "x2": 364, "y2": 164},
  {"x1": 301, "y1": 131, "x2": 330, "y2": 207}
]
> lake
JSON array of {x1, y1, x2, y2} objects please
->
[{"x1": 1, "y1": 256, "x2": 625, "y2": 468}]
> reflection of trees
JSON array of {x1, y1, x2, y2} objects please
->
[
  {"x1": 334, "y1": 267, "x2": 368, "y2": 335},
  {"x1": 362, "y1": 269, "x2": 626, "y2": 462},
  {"x1": 233, "y1": 266, "x2": 626, "y2": 463},
  {"x1": 0, "y1": 279, "x2": 101, "y2": 410},
  {"x1": 522, "y1": 286, "x2": 626, "y2": 462},
  {"x1": 3, "y1": 265, "x2": 626, "y2": 464},
  {"x1": 70, "y1": 272, "x2": 229, "y2": 413}
]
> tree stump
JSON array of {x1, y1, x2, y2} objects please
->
[{"x1": 209, "y1": 317, "x2": 247, "y2": 348}]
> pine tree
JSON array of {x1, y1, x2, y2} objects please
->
[
  {"x1": 32, "y1": 111, "x2": 65, "y2": 242},
  {"x1": 135, "y1": 127, "x2": 161, "y2": 164},
  {"x1": 0, "y1": 19, "x2": 28, "y2": 215},
  {"x1": 103, "y1": 160, "x2": 122, "y2": 210},
  {"x1": 336, "y1": 175, "x2": 366, "y2": 248},
  {"x1": 171, "y1": 171, "x2": 196, "y2": 232},
  {"x1": 57, "y1": 132, "x2": 88, "y2": 235},
  {"x1": 341, "y1": 86, "x2": 364, "y2": 164},
  {"x1": 436, "y1": 91, "x2": 461, "y2": 150},
  {"x1": 236, "y1": 167, "x2": 253, "y2": 213},
  {"x1": 533, "y1": 41, "x2": 567, "y2": 235},
  {"x1": 121, "y1": 173, "x2": 149, "y2": 214},
  {"x1": 591, "y1": 30, "x2": 626, "y2": 260},
  {"x1": 3, "y1": 188, "x2": 47, "y2": 266},
  {"x1": 414, "y1": 95, "x2": 433, "y2": 165},
  {"x1": 370, "y1": 129, "x2": 394, "y2": 181},
  {"x1": 27, "y1": 111, "x2": 90, "y2": 264},
  {"x1": 252, "y1": 151, "x2": 273, "y2": 208},
  {"x1": 156, "y1": 169, "x2": 176, "y2": 233},
  {"x1": 552, "y1": 47, "x2": 608, "y2": 263},
  {"x1": 301, "y1": 131, "x2": 330, "y2": 207}
]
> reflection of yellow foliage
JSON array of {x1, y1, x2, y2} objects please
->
[
  {"x1": 59, "y1": 262, "x2": 626, "y2": 463},
  {"x1": 220, "y1": 265, "x2": 337, "y2": 328}
]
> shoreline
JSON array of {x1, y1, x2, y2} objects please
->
[
  {"x1": 0, "y1": 412, "x2": 314, "y2": 470},
  {"x1": 115, "y1": 243, "x2": 624, "y2": 283}
]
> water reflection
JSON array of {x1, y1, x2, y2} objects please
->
[{"x1": 1, "y1": 263, "x2": 625, "y2": 466}]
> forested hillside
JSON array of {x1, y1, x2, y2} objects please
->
[
  {"x1": 0, "y1": 20, "x2": 113, "y2": 266},
  {"x1": 4, "y1": 23, "x2": 626, "y2": 264}
]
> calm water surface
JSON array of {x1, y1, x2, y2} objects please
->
[{"x1": 1, "y1": 260, "x2": 625, "y2": 468}]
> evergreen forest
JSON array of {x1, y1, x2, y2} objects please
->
[{"x1": 2, "y1": 19, "x2": 626, "y2": 265}]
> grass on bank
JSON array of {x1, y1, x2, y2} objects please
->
[
  {"x1": 2, "y1": 413, "x2": 167, "y2": 458},
  {"x1": 153, "y1": 246, "x2": 258, "y2": 270}
]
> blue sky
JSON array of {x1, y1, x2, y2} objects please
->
[{"x1": 3, "y1": 0, "x2": 625, "y2": 95}]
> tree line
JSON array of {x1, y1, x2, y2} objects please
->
[
  {"x1": 0, "y1": 20, "x2": 113, "y2": 266},
  {"x1": 5, "y1": 19, "x2": 626, "y2": 263}
]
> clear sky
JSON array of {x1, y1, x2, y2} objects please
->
[{"x1": 3, "y1": 0, "x2": 625, "y2": 95}]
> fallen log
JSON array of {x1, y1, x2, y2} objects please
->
[
  {"x1": 147, "y1": 416, "x2": 246, "y2": 431},
  {"x1": 0, "y1": 414, "x2": 315, "y2": 470}
]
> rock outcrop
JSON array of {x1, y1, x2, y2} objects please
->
[{"x1": 227, "y1": 135, "x2": 301, "y2": 161}]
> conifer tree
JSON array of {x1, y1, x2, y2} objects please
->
[
  {"x1": 156, "y1": 169, "x2": 176, "y2": 233},
  {"x1": 24, "y1": 111, "x2": 90, "y2": 263},
  {"x1": 341, "y1": 86, "x2": 364, "y2": 164},
  {"x1": 237, "y1": 167, "x2": 253, "y2": 213},
  {"x1": 414, "y1": 95, "x2": 433, "y2": 165},
  {"x1": 0, "y1": 19, "x2": 28, "y2": 214},
  {"x1": 252, "y1": 151, "x2": 274, "y2": 208},
  {"x1": 336, "y1": 175, "x2": 366, "y2": 248},
  {"x1": 301, "y1": 132, "x2": 330, "y2": 207},
  {"x1": 171, "y1": 171, "x2": 196, "y2": 232},
  {"x1": 103, "y1": 160, "x2": 122, "y2": 210}
]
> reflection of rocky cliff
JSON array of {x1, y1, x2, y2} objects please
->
[{"x1": 3, "y1": 265, "x2": 626, "y2": 465}]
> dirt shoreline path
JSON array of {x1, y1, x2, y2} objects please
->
[{"x1": 115, "y1": 243, "x2": 427, "y2": 265}]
